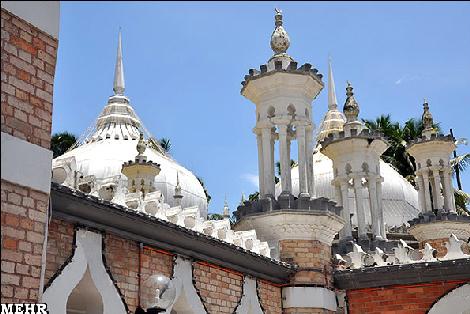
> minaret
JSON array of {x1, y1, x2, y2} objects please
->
[
  {"x1": 113, "y1": 30, "x2": 125, "y2": 95},
  {"x1": 223, "y1": 197, "x2": 230, "y2": 219},
  {"x1": 173, "y1": 172, "x2": 183, "y2": 207},
  {"x1": 235, "y1": 10, "x2": 345, "y2": 313},
  {"x1": 317, "y1": 58, "x2": 346, "y2": 142},
  {"x1": 321, "y1": 82, "x2": 389, "y2": 250},
  {"x1": 407, "y1": 101, "x2": 469, "y2": 257}
]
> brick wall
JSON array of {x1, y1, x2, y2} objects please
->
[
  {"x1": 346, "y1": 280, "x2": 466, "y2": 314},
  {"x1": 279, "y1": 239, "x2": 332, "y2": 286},
  {"x1": 104, "y1": 234, "x2": 174, "y2": 312},
  {"x1": 1, "y1": 180, "x2": 49, "y2": 302},
  {"x1": 257, "y1": 279, "x2": 282, "y2": 314},
  {"x1": 44, "y1": 218, "x2": 74, "y2": 285},
  {"x1": 193, "y1": 261, "x2": 243, "y2": 313},
  {"x1": 1, "y1": 8, "x2": 57, "y2": 149}
]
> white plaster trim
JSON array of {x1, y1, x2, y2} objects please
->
[
  {"x1": 235, "y1": 277, "x2": 263, "y2": 314},
  {"x1": 165, "y1": 257, "x2": 206, "y2": 314},
  {"x1": 282, "y1": 287, "x2": 337, "y2": 311},
  {"x1": 42, "y1": 229, "x2": 126, "y2": 314},
  {"x1": 428, "y1": 284, "x2": 470, "y2": 314},
  {"x1": 1, "y1": 1, "x2": 60, "y2": 38},
  {"x1": 1, "y1": 132, "x2": 52, "y2": 193}
]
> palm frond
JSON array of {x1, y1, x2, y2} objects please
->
[{"x1": 451, "y1": 153, "x2": 470, "y2": 173}]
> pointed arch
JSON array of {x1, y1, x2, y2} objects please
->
[
  {"x1": 43, "y1": 229, "x2": 126, "y2": 314},
  {"x1": 235, "y1": 277, "x2": 264, "y2": 314}
]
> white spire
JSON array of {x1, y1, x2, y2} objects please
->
[
  {"x1": 113, "y1": 30, "x2": 125, "y2": 95},
  {"x1": 328, "y1": 56, "x2": 338, "y2": 110}
]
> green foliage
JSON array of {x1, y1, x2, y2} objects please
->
[
  {"x1": 451, "y1": 153, "x2": 470, "y2": 174},
  {"x1": 454, "y1": 189, "x2": 470, "y2": 215},
  {"x1": 51, "y1": 132, "x2": 77, "y2": 158},
  {"x1": 207, "y1": 213, "x2": 224, "y2": 220},
  {"x1": 248, "y1": 191, "x2": 259, "y2": 201},
  {"x1": 159, "y1": 138, "x2": 171, "y2": 153},
  {"x1": 196, "y1": 176, "x2": 211, "y2": 204}
]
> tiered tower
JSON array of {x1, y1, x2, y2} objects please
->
[
  {"x1": 407, "y1": 101, "x2": 470, "y2": 257},
  {"x1": 235, "y1": 9, "x2": 344, "y2": 313},
  {"x1": 320, "y1": 83, "x2": 389, "y2": 250}
]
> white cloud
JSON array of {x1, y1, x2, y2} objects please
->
[
  {"x1": 395, "y1": 74, "x2": 425, "y2": 85},
  {"x1": 241, "y1": 173, "x2": 259, "y2": 188}
]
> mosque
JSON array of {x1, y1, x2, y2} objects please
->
[{"x1": 1, "y1": 3, "x2": 469, "y2": 314}]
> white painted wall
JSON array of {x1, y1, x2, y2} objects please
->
[
  {"x1": 235, "y1": 277, "x2": 263, "y2": 314},
  {"x1": 1, "y1": 132, "x2": 53, "y2": 193},
  {"x1": 1, "y1": 1, "x2": 60, "y2": 38},
  {"x1": 282, "y1": 286, "x2": 337, "y2": 312},
  {"x1": 428, "y1": 284, "x2": 470, "y2": 314}
]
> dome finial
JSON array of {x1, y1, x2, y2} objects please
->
[
  {"x1": 270, "y1": 8, "x2": 290, "y2": 57},
  {"x1": 328, "y1": 56, "x2": 338, "y2": 110},
  {"x1": 136, "y1": 132, "x2": 146, "y2": 156},
  {"x1": 422, "y1": 98, "x2": 434, "y2": 132},
  {"x1": 343, "y1": 81, "x2": 360, "y2": 123},
  {"x1": 113, "y1": 30, "x2": 125, "y2": 95}
]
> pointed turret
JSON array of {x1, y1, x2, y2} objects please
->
[
  {"x1": 223, "y1": 196, "x2": 230, "y2": 219},
  {"x1": 113, "y1": 30, "x2": 125, "y2": 95},
  {"x1": 316, "y1": 58, "x2": 345, "y2": 143},
  {"x1": 174, "y1": 172, "x2": 183, "y2": 207},
  {"x1": 328, "y1": 57, "x2": 338, "y2": 110}
]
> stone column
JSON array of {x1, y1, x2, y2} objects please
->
[
  {"x1": 432, "y1": 168, "x2": 443, "y2": 209},
  {"x1": 296, "y1": 124, "x2": 308, "y2": 197},
  {"x1": 376, "y1": 177, "x2": 386, "y2": 239},
  {"x1": 261, "y1": 127, "x2": 274, "y2": 197},
  {"x1": 306, "y1": 125, "x2": 315, "y2": 197},
  {"x1": 353, "y1": 176, "x2": 367, "y2": 240},
  {"x1": 339, "y1": 179, "x2": 352, "y2": 239},
  {"x1": 255, "y1": 130, "x2": 265, "y2": 197},
  {"x1": 286, "y1": 133, "x2": 292, "y2": 192},
  {"x1": 278, "y1": 125, "x2": 291, "y2": 195},
  {"x1": 422, "y1": 171, "x2": 432, "y2": 212},
  {"x1": 442, "y1": 169, "x2": 456, "y2": 212},
  {"x1": 368, "y1": 175, "x2": 380, "y2": 239},
  {"x1": 416, "y1": 174, "x2": 426, "y2": 213}
]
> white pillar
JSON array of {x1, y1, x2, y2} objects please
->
[
  {"x1": 255, "y1": 130, "x2": 265, "y2": 197},
  {"x1": 297, "y1": 124, "x2": 308, "y2": 197},
  {"x1": 339, "y1": 179, "x2": 352, "y2": 239},
  {"x1": 368, "y1": 176, "x2": 380, "y2": 239},
  {"x1": 286, "y1": 134, "x2": 292, "y2": 192},
  {"x1": 431, "y1": 168, "x2": 443, "y2": 209},
  {"x1": 353, "y1": 176, "x2": 367, "y2": 239},
  {"x1": 261, "y1": 127, "x2": 274, "y2": 197},
  {"x1": 306, "y1": 125, "x2": 315, "y2": 197},
  {"x1": 416, "y1": 174, "x2": 426, "y2": 212},
  {"x1": 278, "y1": 125, "x2": 291, "y2": 195},
  {"x1": 443, "y1": 169, "x2": 456, "y2": 212},
  {"x1": 376, "y1": 177, "x2": 386, "y2": 239},
  {"x1": 422, "y1": 171, "x2": 432, "y2": 212}
]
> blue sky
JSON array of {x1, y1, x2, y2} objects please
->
[{"x1": 53, "y1": 2, "x2": 470, "y2": 214}]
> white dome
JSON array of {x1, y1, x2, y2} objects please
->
[
  {"x1": 275, "y1": 152, "x2": 420, "y2": 227},
  {"x1": 55, "y1": 138, "x2": 208, "y2": 217}
]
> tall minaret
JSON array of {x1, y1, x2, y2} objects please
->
[
  {"x1": 317, "y1": 58, "x2": 346, "y2": 142},
  {"x1": 235, "y1": 9, "x2": 345, "y2": 313},
  {"x1": 113, "y1": 30, "x2": 125, "y2": 95}
]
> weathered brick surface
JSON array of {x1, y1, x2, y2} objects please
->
[
  {"x1": 104, "y1": 234, "x2": 173, "y2": 312},
  {"x1": 44, "y1": 218, "x2": 75, "y2": 284},
  {"x1": 257, "y1": 279, "x2": 282, "y2": 314},
  {"x1": 193, "y1": 262, "x2": 243, "y2": 313},
  {"x1": 1, "y1": 179, "x2": 49, "y2": 303},
  {"x1": 347, "y1": 280, "x2": 466, "y2": 314},
  {"x1": 279, "y1": 239, "x2": 332, "y2": 287},
  {"x1": 1, "y1": 8, "x2": 57, "y2": 149},
  {"x1": 284, "y1": 308, "x2": 335, "y2": 314}
]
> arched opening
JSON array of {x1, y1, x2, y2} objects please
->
[
  {"x1": 287, "y1": 104, "x2": 296, "y2": 117},
  {"x1": 66, "y1": 267, "x2": 104, "y2": 314},
  {"x1": 428, "y1": 284, "x2": 470, "y2": 314},
  {"x1": 267, "y1": 106, "x2": 275, "y2": 118}
]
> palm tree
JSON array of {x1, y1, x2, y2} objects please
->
[
  {"x1": 51, "y1": 132, "x2": 77, "y2": 158},
  {"x1": 159, "y1": 138, "x2": 171, "y2": 153}
]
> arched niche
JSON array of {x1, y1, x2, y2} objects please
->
[
  {"x1": 43, "y1": 229, "x2": 126, "y2": 314},
  {"x1": 235, "y1": 277, "x2": 263, "y2": 314},
  {"x1": 428, "y1": 284, "x2": 470, "y2": 314},
  {"x1": 66, "y1": 267, "x2": 103, "y2": 314},
  {"x1": 164, "y1": 257, "x2": 206, "y2": 314}
]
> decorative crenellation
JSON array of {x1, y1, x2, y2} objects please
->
[
  {"x1": 334, "y1": 234, "x2": 469, "y2": 270},
  {"x1": 240, "y1": 61, "x2": 323, "y2": 92}
]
